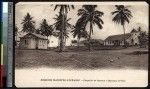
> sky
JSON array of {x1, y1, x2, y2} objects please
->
[{"x1": 15, "y1": 2, "x2": 149, "y2": 47}]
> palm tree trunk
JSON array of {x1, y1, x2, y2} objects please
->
[
  {"x1": 59, "y1": 9, "x2": 65, "y2": 52},
  {"x1": 49, "y1": 36, "x2": 51, "y2": 48},
  {"x1": 58, "y1": 37, "x2": 60, "y2": 49},
  {"x1": 88, "y1": 21, "x2": 93, "y2": 51},
  {"x1": 47, "y1": 36, "x2": 49, "y2": 49},
  {"x1": 123, "y1": 25, "x2": 126, "y2": 47},
  {"x1": 15, "y1": 34, "x2": 17, "y2": 46},
  {"x1": 77, "y1": 37, "x2": 80, "y2": 49}
]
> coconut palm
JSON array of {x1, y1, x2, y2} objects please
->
[
  {"x1": 112, "y1": 5, "x2": 132, "y2": 47},
  {"x1": 52, "y1": 13, "x2": 73, "y2": 48},
  {"x1": 21, "y1": 13, "x2": 35, "y2": 33},
  {"x1": 71, "y1": 19, "x2": 88, "y2": 49},
  {"x1": 35, "y1": 28, "x2": 41, "y2": 34},
  {"x1": 40, "y1": 19, "x2": 53, "y2": 39},
  {"x1": 53, "y1": 5, "x2": 74, "y2": 52},
  {"x1": 77, "y1": 5, "x2": 104, "y2": 51},
  {"x1": 40, "y1": 19, "x2": 53, "y2": 47}
]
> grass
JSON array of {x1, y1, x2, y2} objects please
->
[{"x1": 15, "y1": 47, "x2": 148, "y2": 70}]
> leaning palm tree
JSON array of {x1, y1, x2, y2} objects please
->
[
  {"x1": 112, "y1": 5, "x2": 132, "y2": 47},
  {"x1": 53, "y1": 5, "x2": 74, "y2": 52},
  {"x1": 77, "y1": 5, "x2": 104, "y2": 51}
]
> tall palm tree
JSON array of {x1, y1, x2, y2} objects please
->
[
  {"x1": 40, "y1": 19, "x2": 53, "y2": 47},
  {"x1": 71, "y1": 19, "x2": 88, "y2": 49},
  {"x1": 21, "y1": 13, "x2": 35, "y2": 33},
  {"x1": 52, "y1": 14, "x2": 73, "y2": 48},
  {"x1": 77, "y1": 5, "x2": 104, "y2": 51},
  {"x1": 53, "y1": 5, "x2": 74, "y2": 52},
  {"x1": 112, "y1": 5, "x2": 132, "y2": 47}
]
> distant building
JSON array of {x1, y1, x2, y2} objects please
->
[
  {"x1": 70, "y1": 39, "x2": 104, "y2": 47},
  {"x1": 70, "y1": 40, "x2": 85, "y2": 47},
  {"x1": 104, "y1": 29, "x2": 142, "y2": 46},
  {"x1": 19, "y1": 33, "x2": 48, "y2": 49}
]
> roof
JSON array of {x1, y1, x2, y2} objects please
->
[
  {"x1": 105, "y1": 33, "x2": 131, "y2": 41},
  {"x1": 90, "y1": 39, "x2": 104, "y2": 43},
  {"x1": 79, "y1": 39, "x2": 103, "y2": 44},
  {"x1": 20, "y1": 33, "x2": 48, "y2": 40},
  {"x1": 130, "y1": 29, "x2": 138, "y2": 33}
]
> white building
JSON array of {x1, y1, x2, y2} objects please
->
[
  {"x1": 104, "y1": 29, "x2": 142, "y2": 46},
  {"x1": 19, "y1": 33, "x2": 48, "y2": 49}
]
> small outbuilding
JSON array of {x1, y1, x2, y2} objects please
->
[{"x1": 19, "y1": 33, "x2": 48, "y2": 49}]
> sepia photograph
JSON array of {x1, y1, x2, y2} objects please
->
[{"x1": 14, "y1": 1, "x2": 148, "y2": 87}]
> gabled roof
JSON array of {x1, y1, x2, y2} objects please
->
[
  {"x1": 20, "y1": 33, "x2": 47, "y2": 40},
  {"x1": 130, "y1": 29, "x2": 138, "y2": 33},
  {"x1": 105, "y1": 33, "x2": 131, "y2": 41}
]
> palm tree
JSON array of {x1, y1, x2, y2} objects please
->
[
  {"x1": 53, "y1": 5, "x2": 74, "y2": 52},
  {"x1": 112, "y1": 5, "x2": 132, "y2": 47},
  {"x1": 77, "y1": 5, "x2": 104, "y2": 51},
  {"x1": 40, "y1": 19, "x2": 53, "y2": 47},
  {"x1": 35, "y1": 28, "x2": 41, "y2": 34},
  {"x1": 40, "y1": 19, "x2": 53, "y2": 39},
  {"x1": 71, "y1": 19, "x2": 88, "y2": 49},
  {"x1": 15, "y1": 25, "x2": 18, "y2": 46},
  {"x1": 21, "y1": 13, "x2": 35, "y2": 33},
  {"x1": 52, "y1": 14, "x2": 73, "y2": 48}
]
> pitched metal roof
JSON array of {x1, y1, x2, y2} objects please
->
[
  {"x1": 20, "y1": 33, "x2": 47, "y2": 40},
  {"x1": 105, "y1": 33, "x2": 131, "y2": 41}
]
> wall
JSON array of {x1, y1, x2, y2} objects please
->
[{"x1": 38, "y1": 39, "x2": 48, "y2": 49}]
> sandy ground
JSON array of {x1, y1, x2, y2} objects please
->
[
  {"x1": 15, "y1": 48, "x2": 148, "y2": 87},
  {"x1": 15, "y1": 67, "x2": 148, "y2": 87},
  {"x1": 15, "y1": 48, "x2": 148, "y2": 70}
]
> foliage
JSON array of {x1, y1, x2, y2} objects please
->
[
  {"x1": 21, "y1": 13, "x2": 35, "y2": 33},
  {"x1": 112, "y1": 5, "x2": 132, "y2": 25},
  {"x1": 40, "y1": 19, "x2": 53, "y2": 37},
  {"x1": 76, "y1": 5, "x2": 104, "y2": 50},
  {"x1": 138, "y1": 31, "x2": 148, "y2": 48}
]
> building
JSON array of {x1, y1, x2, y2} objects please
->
[
  {"x1": 19, "y1": 33, "x2": 48, "y2": 49},
  {"x1": 70, "y1": 39, "x2": 104, "y2": 47},
  {"x1": 104, "y1": 29, "x2": 142, "y2": 46}
]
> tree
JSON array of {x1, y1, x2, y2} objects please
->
[
  {"x1": 112, "y1": 5, "x2": 132, "y2": 47},
  {"x1": 21, "y1": 13, "x2": 35, "y2": 33},
  {"x1": 71, "y1": 21, "x2": 88, "y2": 49},
  {"x1": 53, "y1": 5, "x2": 74, "y2": 52},
  {"x1": 40, "y1": 19, "x2": 53, "y2": 47},
  {"x1": 52, "y1": 14, "x2": 73, "y2": 48},
  {"x1": 35, "y1": 28, "x2": 41, "y2": 34},
  {"x1": 40, "y1": 19, "x2": 53, "y2": 39},
  {"x1": 138, "y1": 31, "x2": 148, "y2": 48},
  {"x1": 76, "y1": 5, "x2": 104, "y2": 51},
  {"x1": 15, "y1": 25, "x2": 18, "y2": 46}
]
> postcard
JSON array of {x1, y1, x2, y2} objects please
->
[{"x1": 14, "y1": 1, "x2": 148, "y2": 88}]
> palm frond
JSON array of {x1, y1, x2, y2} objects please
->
[
  {"x1": 77, "y1": 9, "x2": 86, "y2": 16},
  {"x1": 93, "y1": 19, "x2": 103, "y2": 29},
  {"x1": 94, "y1": 10, "x2": 104, "y2": 17},
  {"x1": 111, "y1": 10, "x2": 119, "y2": 15},
  {"x1": 94, "y1": 16, "x2": 104, "y2": 24}
]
